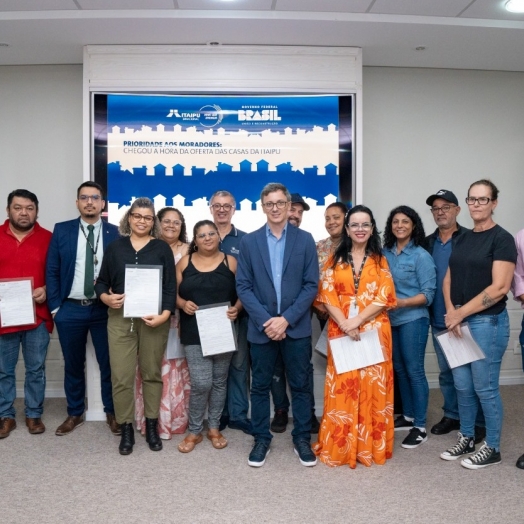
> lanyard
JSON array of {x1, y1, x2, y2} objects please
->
[
  {"x1": 348, "y1": 253, "x2": 368, "y2": 296},
  {"x1": 80, "y1": 223, "x2": 102, "y2": 266}
]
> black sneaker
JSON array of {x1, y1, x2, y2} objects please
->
[
  {"x1": 431, "y1": 416, "x2": 460, "y2": 435},
  {"x1": 401, "y1": 427, "x2": 427, "y2": 449},
  {"x1": 394, "y1": 415, "x2": 414, "y2": 431},
  {"x1": 228, "y1": 419, "x2": 252, "y2": 435},
  {"x1": 461, "y1": 443, "x2": 501, "y2": 470},
  {"x1": 270, "y1": 410, "x2": 288, "y2": 433},
  {"x1": 248, "y1": 441, "x2": 270, "y2": 468},
  {"x1": 310, "y1": 414, "x2": 320, "y2": 434},
  {"x1": 440, "y1": 432, "x2": 475, "y2": 461},
  {"x1": 474, "y1": 425, "x2": 486, "y2": 445},
  {"x1": 294, "y1": 440, "x2": 317, "y2": 467},
  {"x1": 219, "y1": 415, "x2": 229, "y2": 432}
]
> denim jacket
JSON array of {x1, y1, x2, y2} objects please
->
[{"x1": 383, "y1": 241, "x2": 436, "y2": 327}]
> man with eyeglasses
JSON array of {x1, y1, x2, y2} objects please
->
[
  {"x1": 270, "y1": 193, "x2": 320, "y2": 435},
  {"x1": 0, "y1": 190, "x2": 53, "y2": 438},
  {"x1": 46, "y1": 181, "x2": 120, "y2": 436},
  {"x1": 237, "y1": 183, "x2": 319, "y2": 468},
  {"x1": 425, "y1": 190, "x2": 485, "y2": 442},
  {"x1": 209, "y1": 190, "x2": 251, "y2": 435}
]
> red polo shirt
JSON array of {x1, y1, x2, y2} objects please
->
[{"x1": 0, "y1": 219, "x2": 53, "y2": 335}]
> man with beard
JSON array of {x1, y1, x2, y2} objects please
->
[
  {"x1": 46, "y1": 182, "x2": 120, "y2": 436},
  {"x1": 0, "y1": 190, "x2": 53, "y2": 438}
]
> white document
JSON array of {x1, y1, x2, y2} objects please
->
[
  {"x1": 329, "y1": 328, "x2": 385, "y2": 375},
  {"x1": 195, "y1": 302, "x2": 238, "y2": 356},
  {"x1": 123, "y1": 265, "x2": 162, "y2": 318},
  {"x1": 166, "y1": 327, "x2": 185, "y2": 359},
  {"x1": 435, "y1": 323, "x2": 485, "y2": 369},
  {"x1": 0, "y1": 278, "x2": 36, "y2": 328},
  {"x1": 314, "y1": 322, "x2": 329, "y2": 357}
]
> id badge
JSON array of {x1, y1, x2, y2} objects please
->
[{"x1": 348, "y1": 299, "x2": 359, "y2": 319}]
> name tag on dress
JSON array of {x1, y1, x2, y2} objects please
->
[{"x1": 348, "y1": 299, "x2": 359, "y2": 319}]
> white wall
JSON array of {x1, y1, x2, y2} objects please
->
[
  {"x1": 2, "y1": 64, "x2": 524, "y2": 399},
  {"x1": 363, "y1": 67, "x2": 524, "y2": 384}
]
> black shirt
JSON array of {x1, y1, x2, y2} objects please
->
[
  {"x1": 449, "y1": 224, "x2": 517, "y2": 315},
  {"x1": 95, "y1": 236, "x2": 177, "y2": 313},
  {"x1": 178, "y1": 254, "x2": 237, "y2": 346}
]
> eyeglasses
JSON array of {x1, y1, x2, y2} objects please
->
[
  {"x1": 196, "y1": 231, "x2": 218, "y2": 239},
  {"x1": 210, "y1": 203, "x2": 234, "y2": 211},
  {"x1": 348, "y1": 223, "x2": 372, "y2": 231},
  {"x1": 130, "y1": 212, "x2": 154, "y2": 223},
  {"x1": 263, "y1": 201, "x2": 289, "y2": 210},
  {"x1": 161, "y1": 219, "x2": 182, "y2": 226},
  {"x1": 465, "y1": 197, "x2": 492, "y2": 205},
  {"x1": 78, "y1": 195, "x2": 101, "y2": 202},
  {"x1": 430, "y1": 204, "x2": 456, "y2": 214}
]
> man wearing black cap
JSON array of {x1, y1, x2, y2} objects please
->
[
  {"x1": 425, "y1": 189, "x2": 485, "y2": 442},
  {"x1": 270, "y1": 193, "x2": 320, "y2": 434}
]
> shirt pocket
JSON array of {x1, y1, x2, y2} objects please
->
[{"x1": 395, "y1": 263, "x2": 416, "y2": 284}]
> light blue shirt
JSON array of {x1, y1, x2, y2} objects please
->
[
  {"x1": 266, "y1": 223, "x2": 287, "y2": 314},
  {"x1": 383, "y1": 240, "x2": 436, "y2": 327}
]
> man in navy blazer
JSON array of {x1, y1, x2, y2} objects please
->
[
  {"x1": 46, "y1": 182, "x2": 120, "y2": 436},
  {"x1": 236, "y1": 183, "x2": 319, "y2": 468}
]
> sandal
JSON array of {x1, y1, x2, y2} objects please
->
[
  {"x1": 207, "y1": 430, "x2": 228, "y2": 449},
  {"x1": 178, "y1": 433, "x2": 203, "y2": 453}
]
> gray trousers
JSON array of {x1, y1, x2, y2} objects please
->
[{"x1": 185, "y1": 344, "x2": 233, "y2": 434}]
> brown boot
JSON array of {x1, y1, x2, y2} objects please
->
[
  {"x1": 0, "y1": 418, "x2": 16, "y2": 439},
  {"x1": 106, "y1": 413, "x2": 121, "y2": 436},
  {"x1": 26, "y1": 417, "x2": 46, "y2": 434},
  {"x1": 55, "y1": 415, "x2": 84, "y2": 436}
]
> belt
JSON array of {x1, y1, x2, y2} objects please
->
[{"x1": 66, "y1": 298, "x2": 99, "y2": 306}]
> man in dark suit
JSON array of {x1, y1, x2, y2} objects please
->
[
  {"x1": 46, "y1": 181, "x2": 120, "y2": 436},
  {"x1": 236, "y1": 183, "x2": 318, "y2": 468}
]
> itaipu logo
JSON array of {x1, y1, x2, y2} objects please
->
[{"x1": 166, "y1": 105, "x2": 224, "y2": 128}]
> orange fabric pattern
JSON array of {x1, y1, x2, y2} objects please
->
[{"x1": 313, "y1": 255, "x2": 396, "y2": 468}]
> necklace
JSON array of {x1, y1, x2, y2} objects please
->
[{"x1": 80, "y1": 223, "x2": 101, "y2": 266}]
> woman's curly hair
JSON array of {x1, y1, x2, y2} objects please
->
[
  {"x1": 383, "y1": 205, "x2": 426, "y2": 249},
  {"x1": 118, "y1": 197, "x2": 161, "y2": 239}
]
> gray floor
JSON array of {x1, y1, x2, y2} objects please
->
[{"x1": 2, "y1": 386, "x2": 524, "y2": 524}]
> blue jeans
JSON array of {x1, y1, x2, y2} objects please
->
[
  {"x1": 432, "y1": 328, "x2": 485, "y2": 427},
  {"x1": 451, "y1": 310, "x2": 509, "y2": 450},
  {"x1": 271, "y1": 349, "x2": 315, "y2": 414},
  {"x1": 392, "y1": 317, "x2": 430, "y2": 428},
  {"x1": 54, "y1": 301, "x2": 114, "y2": 416},
  {"x1": 251, "y1": 336, "x2": 312, "y2": 444},
  {"x1": 0, "y1": 323, "x2": 50, "y2": 418},
  {"x1": 223, "y1": 315, "x2": 250, "y2": 422}
]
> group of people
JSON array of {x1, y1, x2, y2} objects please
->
[{"x1": 1, "y1": 179, "x2": 523, "y2": 471}]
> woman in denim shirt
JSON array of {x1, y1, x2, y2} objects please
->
[{"x1": 383, "y1": 206, "x2": 436, "y2": 450}]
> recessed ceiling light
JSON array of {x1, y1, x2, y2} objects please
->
[
  {"x1": 505, "y1": 0, "x2": 524, "y2": 13},
  {"x1": 0, "y1": 43, "x2": 9, "y2": 47},
  {"x1": 415, "y1": 46, "x2": 426, "y2": 51}
]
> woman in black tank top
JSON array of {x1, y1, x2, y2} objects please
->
[{"x1": 175, "y1": 220, "x2": 242, "y2": 453}]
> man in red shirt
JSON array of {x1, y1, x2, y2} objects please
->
[{"x1": 0, "y1": 189, "x2": 53, "y2": 438}]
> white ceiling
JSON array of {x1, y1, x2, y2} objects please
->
[{"x1": 1, "y1": 0, "x2": 524, "y2": 71}]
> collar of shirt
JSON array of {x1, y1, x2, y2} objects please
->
[
  {"x1": 385, "y1": 239, "x2": 415, "y2": 256},
  {"x1": 265, "y1": 222, "x2": 288, "y2": 239},
  {"x1": 80, "y1": 218, "x2": 102, "y2": 230}
]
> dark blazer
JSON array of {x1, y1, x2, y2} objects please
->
[
  {"x1": 236, "y1": 223, "x2": 319, "y2": 344},
  {"x1": 46, "y1": 218, "x2": 120, "y2": 311}
]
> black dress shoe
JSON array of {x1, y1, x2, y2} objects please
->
[
  {"x1": 431, "y1": 417, "x2": 460, "y2": 435},
  {"x1": 145, "y1": 418, "x2": 162, "y2": 451},
  {"x1": 119, "y1": 422, "x2": 135, "y2": 455},
  {"x1": 516, "y1": 454, "x2": 524, "y2": 469},
  {"x1": 270, "y1": 410, "x2": 288, "y2": 433},
  {"x1": 310, "y1": 414, "x2": 320, "y2": 434},
  {"x1": 474, "y1": 425, "x2": 486, "y2": 445}
]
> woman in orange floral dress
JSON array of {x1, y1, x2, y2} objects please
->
[{"x1": 313, "y1": 205, "x2": 396, "y2": 468}]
